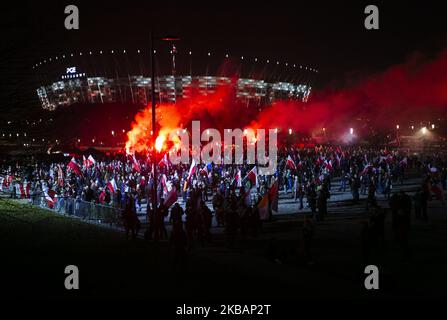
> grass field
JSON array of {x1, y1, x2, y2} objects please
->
[
  {"x1": 0, "y1": 197, "x2": 284, "y2": 300},
  {"x1": 1, "y1": 195, "x2": 446, "y2": 301}
]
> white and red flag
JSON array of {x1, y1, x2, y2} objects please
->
[
  {"x1": 131, "y1": 154, "x2": 141, "y2": 173},
  {"x1": 158, "y1": 153, "x2": 170, "y2": 169},
  {"x1": 183, "y1": 159, "x2": 197, "y2": 192},
  {"x1": 88, "y1": 155, "x2": 96, "y2": 166},
  {"x1": 161, "y1": 174, "x2": 169, "y2": 194},
  {"x1": 235, "y1": 169, "x2": 242, "y2": 187},
  {"x1": 106, "y1": 178, "x2": 117, "y2": 193},
  {"x1": 186, "y1": 159, "x2": 197, "y2": 181},
  {"x1": 45, "y1": 189, "x2": 58, "y2": 209},
  {"x1": 286, "y1": 155, "x2": 296, "y2": 170},
  {"x1": 361, "y1": 164, "x2": 373, "y2": 175},
  {"x1": 324, "y1": 160, "x2": 333, "y2": 171},
  {"x1": 164, "y1": 186, "x2": 178, "y2": 209},
  {"x1": 57, "y1": 165, "x2": 64, "y2": 187},
  {"x1": 68, "y1": 157, "x2": 82, "y2": 176},
  {"x1": 245, "y1": 166, "x2": 258, "y2": 189}
]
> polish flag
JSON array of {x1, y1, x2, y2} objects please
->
[
  {"x1": 132, "y1": 154, "x2": 141, "y2": 173},
  {"x1": 183, "y1": 159, "x2": 197, "y2": 192},
  {"x1": 164, "y1": 186, "x2": 178, "y2": 209},
  {"x1": 245, "y1": 166, "x2": 258, "y2": 188},
  {"x1": 158, "y1": 153, "x2": 170, "y2": 168},
  {"x1": 324, "y1": 160, "x2": 333, "y2": 171},
  {"x1": 107, "y1": 178, "x2": 117, "y2": 193},
  {"x1": 45, "y1": 189, "x2": 58, "y2": 209},
  {"x1": 235, "y1": 169, "x2": 242, "y2": 188},
  {"x1": 286, "y1": 155, "x2": 296, "y2": 170},
  {"x1": 15, "y1": 183, "x2": 25, "y2": 198},
  {"x1": 83, "y1": 155, "x2": 89, "y2": 167},
  {"x1": 68, "y1": 157, "x2": 82, "y2": 176},
  {"x1": 200, "y1": 165, "x2": 209, "y2": 176},
  {"x1": 88, "y1": 155, "x2": 96, "y2": 166},
  {"x1": 361, "y1": 164, "x2": 373, "y2": 175},
  {"x1": 257, "y1": 193, "x2": 270, "y2": 221},
  {"x1": 161, "y1": 174, "x2": 168, "y2": 194},
  {"x1": 268, "y1": 179, "x2": 279, "y2": 212},
  {"x1": 186, "y1": 159, "x2": 197, "y2": 181},
  {"x1": 57, "y1": 165, "x2": 64, "y2": 187}
]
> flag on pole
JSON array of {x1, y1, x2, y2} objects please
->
[
  {"x1": 164, "y1": 186, "x2": 178, "y2": 209},
  {"x1": 83, "y1": 155, "x2": 89, "y2": 168},
  {"x1": 244, "y1": 166, "x2": 258, "y2": 190},
  {"x1": 257, "y1": 193, "x2": 270, "y2": 221},
  {"x1": 286, "y1": 155, "x2": 296, "y2": 170},
  {"x1": 132, "y1": 154, "x2": 141, "y2": 172},
  {"x1": 200, "y1": 165, "x2": 209, "y2": 176},
  {"x1": 183, "y1": 159, "x2": 197, "y2": 192},
  {"x1": 268, "y1": 179, "x2": 279, "y2": 212},
  {"x1": 45, "y1": 189, "x2": 57, "y2": 209},
  {"x1": 158, "y1": 153, "x2": 170, "y2": 168},
  {"x1": 161, "y1": 174, "x2": 168, "y2": 194},
  {"x1": 68, "y1": 157, "x2": 82, "y2": 176},
  {"x1": 57, "y1": 165, "x2": 64, "y2": 187},
  {"x1": 361, "y1": 164, "x2": 373, "y2": 175},
  {"x1": 107, "y1": 178, "x2": 117, "y2": 193},
  {"x1": 324, "y1": 160, "x2": 333, "y2": 171},
  {"x1": 88, "y1": 155, "x2": 96, "y2": 166},
  {"x1": 187, "y1": 159, "x2": 197, "y2": 181},
  {"x1": 235, "y1": 169, "x2": 242, "y2": 188}
]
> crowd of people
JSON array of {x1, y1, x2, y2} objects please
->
[{"x1": 1, "y1": 145, "x2": 446, "y2": 255}]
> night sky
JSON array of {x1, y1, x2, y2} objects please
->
[{"x1": 1, "y1": 0, "x2": 446, "y2": 124}]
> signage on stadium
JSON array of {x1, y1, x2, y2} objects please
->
[{"x1": 62, "y1": 66, "x2": 86, "y2": 79}]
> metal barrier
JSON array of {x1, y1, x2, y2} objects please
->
[{"x1": 1, "y1": 186, "x2": 123, "y2": 227}]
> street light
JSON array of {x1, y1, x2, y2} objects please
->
[{"x1": 147, "y1": 33, "x2": 180, "y2": 240}]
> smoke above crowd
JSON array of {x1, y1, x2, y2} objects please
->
[{"x1": 126, "y1": 49, "x2": 447, "y2": 154}]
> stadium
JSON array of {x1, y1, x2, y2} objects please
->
[{"x1": 32, "y1": 46, "x2": 318, "y2": 111}]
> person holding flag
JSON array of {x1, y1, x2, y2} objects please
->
[
  {"x1": 68, "y1": 157, "x2": 82, "y2": 176},
  {"x1": 183, "y1": 159, "x2": 197, "y2": 192}
]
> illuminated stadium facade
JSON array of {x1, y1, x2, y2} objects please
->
[{"x1": 33, "y1": 48, "x2": 318, "y2": 110}]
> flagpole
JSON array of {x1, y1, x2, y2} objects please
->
[{"x1": 150, "y1": 32, "x2": 158, "y2": 236}]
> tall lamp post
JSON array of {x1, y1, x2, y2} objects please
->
[{"x1": 147, "y1": 33, "x2": 180, "y2": 240}]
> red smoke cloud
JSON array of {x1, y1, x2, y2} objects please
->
[
  {"x1": 127, "y1": 49, "x2": 447, "y2": 152},
  {"x1": 252, "y1": 49, "x2": 447, "y2": 135}
]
